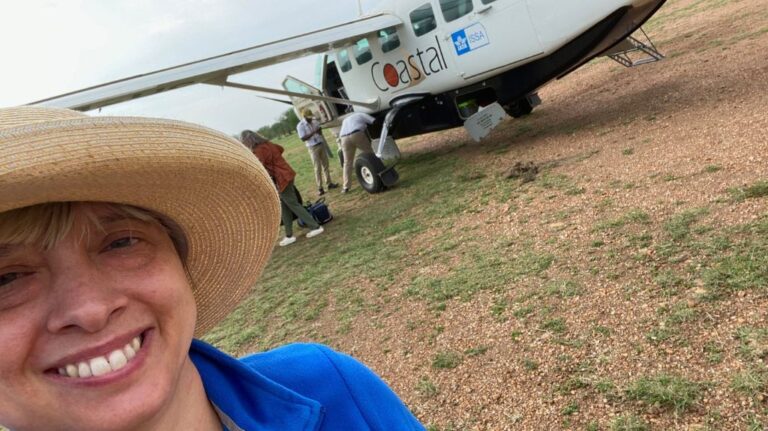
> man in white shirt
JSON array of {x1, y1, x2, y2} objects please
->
[
  {"x1": 338, "y1": 112, "x2": 376, "y2": 193},
  {"x1": 297, "y1": 109, "x2": 337, "y2": 195}
]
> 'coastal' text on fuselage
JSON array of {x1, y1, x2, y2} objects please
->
[{"x1": 370, "y1": 35, "x2": 448, "y2": 92}]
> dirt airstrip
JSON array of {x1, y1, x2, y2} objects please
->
[{"x1": 320, "y1": 0, "x2": 768, "y2": 429}]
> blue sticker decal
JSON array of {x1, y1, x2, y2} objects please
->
[{"x1": 451, "y1": 23, "x2": 490, "y2": 56}]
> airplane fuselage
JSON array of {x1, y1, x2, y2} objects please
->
[{"x1": 317, "y1": 0, "x2": 666, "y2": 138}]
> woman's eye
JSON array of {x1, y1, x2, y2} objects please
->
[
  {"x1": 0, "y1": 272, "x2": 21, "y2": 287},
  {"x1": 106, "y1": 236, "x2": 139, "y2": 251}
]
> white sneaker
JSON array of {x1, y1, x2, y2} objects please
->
[
  {"x1": 306, "y1": 226, "x2": 324, "y2": 238},
  {"x1": 279, "y1": 236, "x2": 297, "y2": 246}
]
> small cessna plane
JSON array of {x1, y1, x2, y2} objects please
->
[{"x1": 31, "y1": 0, "x2": 667, "y2": 193}]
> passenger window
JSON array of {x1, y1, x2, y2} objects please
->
[
  {"x1": 337, "y1": 49, "x2": 352, "y2": 73},
  {"x1": 440, "y1": 0, "x2": 473, "y2": 22},
  {"x1": 481, "y1": 0, "x2": 497, "y2": 4},
  {"x1": 410, "y1": 3, "x2": 437, "y2": 37},
  {"x1": 354, "y1": 38, "x2": 373, "y2": 65},
  {"x1": 378, "y1": 27, "x2": 400, "y2": 53}
]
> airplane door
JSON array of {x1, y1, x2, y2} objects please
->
[
  {"x1": 437, "y1": 0, "x2": 542, "y2": 79},
  {"x1": 281, "y1": 75, "x2": 335, "y2": 124}
]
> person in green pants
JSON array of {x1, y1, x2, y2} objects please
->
[{"x1": 241, "y1": 130, "x2": 324, "y2": 246}]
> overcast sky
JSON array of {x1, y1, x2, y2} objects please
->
[{"x1": 0, "y1": 0, "x2": 382, "y2": 134}]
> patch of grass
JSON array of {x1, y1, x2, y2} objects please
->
[
  {"x1": 653, "y1": 270, "x2": 686, "y2": 296},
  {"x1": 727, "y1": 180, "x2": 768, "y2": 202},
  {"x1": 407, "y1": 248, "x2": 553, "y2": 306},
  {"x1": 595, "y1": 209, "x2": 651, "y2": 231},
  {"x1": 746, "y1": 415, "x2": 765, "y2": 431},
  {"x1": 703, "y1": 341, "x2": 724, "y2": 364},
  {"x1": 662, "y1": 302, "x2": 698, "y2": 326},
  {"x1": 490, "y1": 297, "x2": 508, "y2": 321},
  {"x1": 559, "y1": 377, "x2": 589, "y2": 394},
  {"x1": 536, "y1": 173, "x2": 585, "y2": 196},
  {"x1": 416, "y1": 376, "x2": 439, "y2": 398},
  {"x1": 628, "y1": 231, "x2": 650, "y2": 250},
  {"x1": 730, "y1": 367, "x2": 767, "y2": 397},
  {"x1": 541, "y1": 318, "x2": 567, "y2": 334},
  {"x1": 432, "y1": 351, "x2": 463, "y2": 369},
  {"x1": 646, "y1": 327, "x2": 674, "y2": 344},
  {"x1": 513, "y1": 304, "x2": 535, "y2": 319},
  {"x1": 701, "y1": 217, "x2": 768, "y2": 298},
  {"x1": 510, "y1": 250, "x2": 554, "y2": 277},
  {"x1": 663, "y1": 207, "x2": 709, "y2": 242},
  {"x1": 544, "y1": 279, "x2": 583, "y2": 298},
  {"x1": 592, "y1": 325, "x2": 612, "y2": 336},
  {"x1": 734, "y1": 327, "x2": 768, "y2": 361},
  {"x1": 622, "y1": 147, "x2": 634, "y2": 156},
  {"x1": 625, "y1": 374, "x2": 703, "y2": 414},
  {"x1": 456, "y1": 170, "x2": 487, "y2": 182},
  {"x1": 561, "y1": 402, "x2": 579, "y2": 416},
  {"x1": 382, "y1": 217, "x2": 422, "y2": 237},
  {"x1": 703, "y1": 164, "x2": 722, "y2": 173},
  {"x1": 464, "y1": 346, "x2": 490, "y2": 357},
  {"x1": 594, "y1": 380, "x2": 616, "y2": 395},
  {"x1": 523, "y1": 358, "x2": 539, "y2": 371},
  {"x1": 610, "y1": 415, "x2": 649, "y2": 431}
]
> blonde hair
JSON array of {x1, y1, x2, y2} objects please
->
[{"x1": 0, "y1": 202, "x2": 188, "y2": 263}]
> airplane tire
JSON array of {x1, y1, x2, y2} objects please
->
[
  {"x1": 354, "y1": 153, "x2": 386, "y2": 194},
  {"x1": 504, "y1": 98, "x2": 533, "y2": 118}
]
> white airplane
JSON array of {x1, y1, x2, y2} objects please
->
[{"x1": 30, "y1": 0, "x2": 667, "y2": 193}]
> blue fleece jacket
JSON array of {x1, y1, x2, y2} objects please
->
[{"x1": 189, "y1": 339, "x2": 425, "y2": 431}]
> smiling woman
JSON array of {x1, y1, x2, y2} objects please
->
[{"x1": 0, "y1": 106, "x2": 425, "y2": 431}]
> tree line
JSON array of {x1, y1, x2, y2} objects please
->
[{"x1": 256, "y1": 108, "x2": 299, "y2": 139}]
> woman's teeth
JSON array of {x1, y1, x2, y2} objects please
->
[{"x1": 57, "y1": 336, "x2": 142, "y2": 378}]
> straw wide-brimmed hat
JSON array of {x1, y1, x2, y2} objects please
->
[{"x1": 0, "y1": 106, "x2": 280, "y2": 336}]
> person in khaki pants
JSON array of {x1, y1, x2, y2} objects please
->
[
  {"x1": 338, "y1": 112, "x2": 376, "y2": 193},
  {"x1": 297, "y1": 109, "x2": 337, "y2": 196}
]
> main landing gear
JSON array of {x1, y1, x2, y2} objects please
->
[
  {"x1": 503, "y1": 93, "x2": 541, "y2": 118},
  {"x1": 354, "y1": 153, "x2": 399, "y2": 194}
]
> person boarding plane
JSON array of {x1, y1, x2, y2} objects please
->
[{"x1": 29, "y1": 0, "x2": 668, "y2": 193}]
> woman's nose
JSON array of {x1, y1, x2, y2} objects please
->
[{"x1": 45, "y1": 253, "x2": 127, "y2": 334}]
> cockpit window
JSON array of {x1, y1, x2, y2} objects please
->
[
  {"x1": 481, "y1": 0, "x2": 497, "y2": 4},
  {"x1": 354, "y1": 38, "x2": 373, "y2": 65},
  {"x1": 337, "y1": 49, "x2": 352, "y2": 73},
  {"x1": 440, "y1": 0, "x2": 474, "y2": 22},
  {"x1": 410, "y1": 3, "x2": 437, "y2": 37},
  {"x1": 378, "y1": 27, "x2": 400, "y2": 53}
]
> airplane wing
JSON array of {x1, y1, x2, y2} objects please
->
[{"x1": 29, "y1": 13, "x2": 402, "y2": 111}]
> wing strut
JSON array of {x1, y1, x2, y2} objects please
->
[{"x1": 206, "y1": 78, "x2": 380, "y2": 111}]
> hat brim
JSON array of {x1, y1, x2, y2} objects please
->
[{"x1": 0, "y1": 115, "x2": 280, "y2": 336}]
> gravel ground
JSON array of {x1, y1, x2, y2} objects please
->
[{"x1": 318, "y1": 0, "x2": 768, "y2": 429}]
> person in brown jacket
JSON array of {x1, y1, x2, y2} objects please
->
[{"x1": 240, "y1": 130, "x2": 324, "y2": 246}]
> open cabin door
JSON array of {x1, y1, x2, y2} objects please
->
[
  {"x1": 281, "y1": 75, "x2": 336, "y2": 124},
  {"x1": 437, "y1": 0, "x2": 542, "y2": 79}
]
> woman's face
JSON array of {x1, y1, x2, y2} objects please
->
[{"x1": 0, "y1": 203, "x2": 197, "y2": 431}]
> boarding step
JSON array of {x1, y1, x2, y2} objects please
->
[{"x1": 605, "y1": 27, "x2": 664, "y2": 67}]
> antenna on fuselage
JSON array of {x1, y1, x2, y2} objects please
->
[{"x1": 356, "y1": 0, "x2": 363, "y2": 16}]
